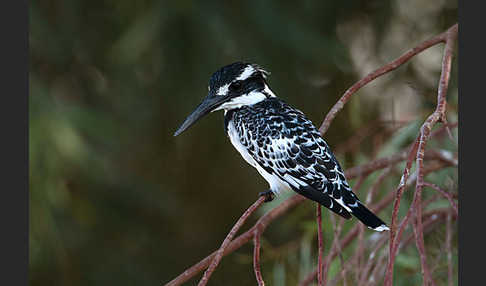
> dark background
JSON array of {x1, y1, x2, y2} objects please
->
[{"x1": 29, "y1": 1, "x2": 458, "y2": 285}]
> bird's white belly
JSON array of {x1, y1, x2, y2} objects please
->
[{"x1": 227, "y1": 121, "x2": 291, "y2": 194}]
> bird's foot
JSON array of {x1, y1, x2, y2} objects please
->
[{"x1": 258, "y1": 190, "x2": 275, "y2": 202}]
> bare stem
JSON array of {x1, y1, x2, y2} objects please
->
[
  {"x1": 253, "y1": 233, "x2": 265, "y2": 286},
  {"x1": 318, "y1": 25, "x2": 455, "y2": 135},
  {"x1": 446, "y1": 212, "x2": 454, "y2": 286},
  {"x1": 197, "y1": 196, "x2": 266, "y2": 286},
  {"x1": 317, "y1": 204, "x2": 324, "y2": 286},
  {"x1": 422, "y1": 182, "x2": 458, "y2": 216},
  {"x1": 298, "y1": 162, "x2": 453, "y2": 286},
  {"x1": 384, "y1": 23, "x2": 457, "y2": 286}
]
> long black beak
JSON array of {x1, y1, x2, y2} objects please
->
[{"x1": 173, "y1": 95, "x2": 227, "y2": 136}]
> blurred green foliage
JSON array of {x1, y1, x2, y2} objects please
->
[{"x1": 30, "y1": 0, "x2": 457, "y2": 285}]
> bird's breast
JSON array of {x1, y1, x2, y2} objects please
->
[
  {"x1": 226, "y1": 119, "x2": 258, "y2": 168},
  {"x1": 225, "y1": 115, "x2": 292, "y2": 194}
]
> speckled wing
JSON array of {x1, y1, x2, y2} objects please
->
[{"x1": 233, "y1": 99, "x2": 358, "y2": 219}]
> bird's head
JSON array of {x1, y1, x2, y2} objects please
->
[{"x1": 174, "y1": 62, "x2": 275, "y2": 136}]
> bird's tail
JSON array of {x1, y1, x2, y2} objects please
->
[{"x1": 350, "y1": 201, "x2": 389, "y2": 232}]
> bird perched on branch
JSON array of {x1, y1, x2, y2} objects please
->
[{"x1": 174, "y1": 62, "x2": 389, "y2": 231}]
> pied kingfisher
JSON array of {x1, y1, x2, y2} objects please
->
[{"x1": 174, "y1": 62, "x2": 389, "y2": 231}]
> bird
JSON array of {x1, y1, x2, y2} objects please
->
[{"x1": 174, "y1": 62, "x2": 389, "y2": 231}]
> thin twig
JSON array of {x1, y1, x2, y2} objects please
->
[
  {"x1": 446, "y1": 212, "x2": 453, "y2": 286},
  {"x1": 366, "y1": 248, "x2": 388, "y2": 286},
  {"x1": 430, "y1": 121, "x2": 458, "y2": 138},
  {"x1": 253, "y1": 232, "x2": 265, "y2": 286},
  {"x1": 165, "y1": 195, "x2": 305, "y2": 286},
  {"x1": 401, "y1": 208, "x2": 456, "y2": 252},
  {"x1": 316, "y1": 204, "x2": 324, "y2": 286},
  {"x1": 355, "y1": 224, "x2": 366, "y2": 284},
  {"x1": 422, "y1": 182, "x2": 458, "y2": 216},
  {"x1": 318, "y1": 26, "x2": 450, "y2": 135},
  {"x1": 334, "y1": 218, "x2": 347, "y2": 286},
  {"x1": 197, "y1": 196, "x2": 266, "y2": 286},
  {"x1": 410, "y1": 23, "x2": 457, "y2": 286},
  {"x1": 322, "y1": 216, "x2": 345, "y2": 285},
  {"x1": 166, "y1": 151, "x2": 419, "y2": 286},
  {"x1": 298, "y1": 162, "x2": 453, "y2": 286},
  {"x1": 426, "y1": 149, "x2": 458, "y2": 167},
  {"x1": 387, "y1": 135, "x2": 420, "y2": 262},
  {"x1": 384, "y1": 23, "x2": 457, "y2": 286},
  {"x1": 357, "y1": 235, "x2": 389, "y2": 286},
  {"x1": 366, "y1": 167, "x2": 393, "y2": 205},
  {"x1": 412, "y1": 188, "x2": 436, "y2": 286}
]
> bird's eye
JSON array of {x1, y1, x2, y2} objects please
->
[{"x1": 230, "y1": 81, "x2": 242, "y2": 91}]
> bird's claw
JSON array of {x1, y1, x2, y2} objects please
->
[{"x1": 258, "y1": 190, "x2": 275, "y2": 202}]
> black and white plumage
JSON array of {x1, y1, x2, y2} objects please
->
[{"x1": 174, "y1": 62, "x2": 389, "y2": 231}]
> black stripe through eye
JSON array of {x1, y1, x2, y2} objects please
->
[{"x1": 230, "y1": 81, "x2": 243, "y2": 91}]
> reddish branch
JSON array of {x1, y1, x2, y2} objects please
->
[
  {"x1": 366, "y1": 167, "x2": 393, "y2": 205},
  {"x1": 423, "y1": 182, "x2": 458, "y2": 216},
  {"x1": 330, "y1": 216, "x2": 347, "y2": 286},
  {"x1": 165, "y1": 195, "x2": 305, "y2": 286},
  {"x1": 401, "y1": 208, "x2": 457, "y2": 250},
  {"x1": 354, "y1": 225, "x2": 365, "y2": 285},
  {"x1": 165, "y1": 23, "x2": 458, "y2": 286},
  {"x1": 366, "y1": 249, "x2": 388, "y2": 286},
  {"x1": 297, "y1": 160, "x2": 455, "y2": 286},
  {"x1": 165, "y1": 150, "x2": 456, "y2": 286},
  {"x1": 333, "y1": 119, "x2": 407, "y2": 155},
  {"x1": 165, "y1": 153, "x2": 412, "y2": 286},
  {"x1": 197, "y1": 196, "x2": 266, "y2": 286},
  {"x1": 319, "y1": 27, "x2": 449, "y2": 134},
  {"x1": 316, "y1": 204, "x2": 324, "y2": 286},
  {"x1": 345, "y1": 151, "x2": 407, "y2": 178},
  {"x1": 298, "y1": 196, "x2": 390, "y2": 286},
  {"x1": 431, "y1": 121, "x2": 458, "y2": 138},
  {"x1": 296, "y1": 160, "x2": 455, "y2": 286},
  {"x1": 356, "y1": 235, "x2": 388, "y2": 286},
  {"x1": 384, "y1": 23, "x2": 457, "y2": 286},
  {"x1": 446, "y1": 213, "x2": 454, "y2": 286},
  {"x1": 384, "y1": 162, "x2": 455, "y2": 285},
  {"x1": 365, "y1": 211, "x2": 456, "y2": 286},
  {"x1": 253, "y1": 233, "x2": 265, "y2": 285},
  {"x1": 388, "y1": 135, "x2": 420, "y2": 248},
  {"x1": 412, "y1": 24, "x2": 457, "y2": 286},
  {"x1": 319, "y1": 217, "x2": 344, "y2": 286}
]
